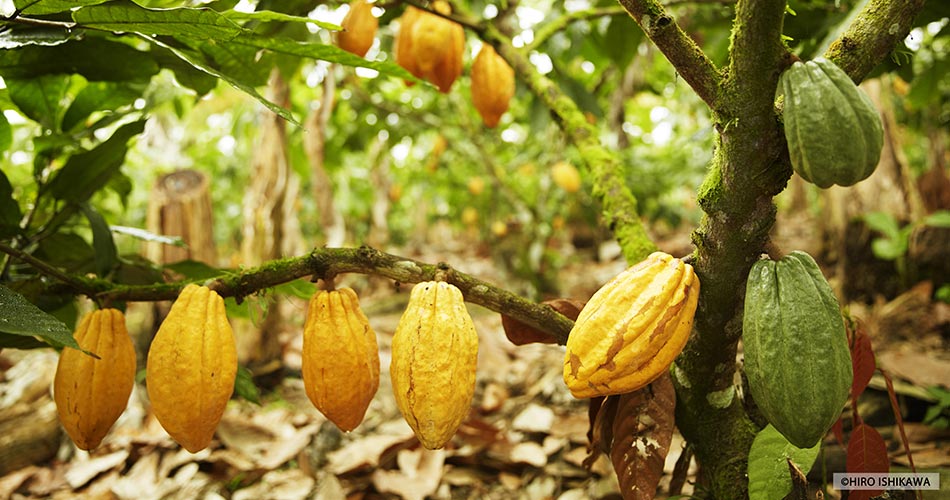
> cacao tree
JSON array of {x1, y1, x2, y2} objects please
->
[{"x1": 0, "y1": 0, "x2": 945, "y2": 498}]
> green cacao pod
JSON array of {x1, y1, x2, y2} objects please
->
[
  {"x1": 742, "y1": 251, "x2": 852, "y2": 448},
  {"x1": 302, "y1": 287, "x2": 380, "y2": 432},
  {"x1": 564, "y1": 252, "x2": 699, "y2": 398},
  {"x1": 778, "y1": 57, "x2": 884, "y2": 188},
  {"x1": 54, "y1": 309, "x2": 136, "y2": 450},
  {"x1": 390, "y1": 281, "x2": 478, "y2": 449}
]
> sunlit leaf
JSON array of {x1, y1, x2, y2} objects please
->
[
  {"x1": 14, "y1": 0, "x2": 110, "y2": 15},
  {"x1": 61, "y1": 81, "x2": 144, "y2": 131},
  {"x1": 5, "y1": 74, "x2": 70, "y2": 129},
  {"x1": 0, "y1": 37, "x2": 159, "y2": 82},
  {"x1": 72, "y1": 0, "x2": 244, "y2": 40},
  {"x1": 0, "y1": 284, "x2": 81, "y2": 351},
  {"x1": 222, "y1": 9, "x2": 341, "y2": 31}
]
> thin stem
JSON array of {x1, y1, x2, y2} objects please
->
[
  {"x1": 525, "y1": 6, "x2": 627, "y2": 53},
  {"x1": 0, "y1": 241, "x2": 96, "y2": 295}
]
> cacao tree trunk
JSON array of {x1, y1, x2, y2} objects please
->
[{"x1": 304, "y1": 66, "x2": 346, "y2": 247}]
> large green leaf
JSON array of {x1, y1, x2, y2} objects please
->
[
  {"x1": 0, "y1": 332, "x2": 50, "y2": 350},
  {"x1": 0, "y1": 170, "x2": 22, "y2": 239},
  {"x1": 0, "y1": 284, "x2": 81, "y2": 351},
  {"x1": 61, "y1": 81, "x2": 144, "y2": 131},
  {"x1": 233, "y1": 33, "x2": 418, "y2": 81},
  {"x1": 14, "y1": 0, "x2": 111, "y2": 16},
  {"x1": 222, "y1": 9, "x2": 341, "y2": 32},
  {"x1": 72, "y1": 0, "x2": 244, "y2": 40},
  {"x1": 80, "y1": 203, "x2": 118, "y2": 278},
  {"x1": 748, "y1": 424, "x2": 821, "y2": 500},
  {"x1": 150, "y1": 46, "x2": 218, "y2": 96},
  {"x1": 0, "y1": 111, "x2": 11, "y2": 153},
  {"x1": 146, "y1": 36, "x2": 299, "y2": 125},
  {"x1": 0, "y1": 25, "x2": 77, "y2": 49},
  {"x1": 5, "y1": 74, "x2": 70, "y2": 130},
  {"x1": 0, "y1": 37, "x2": 160, "y2": 82},
  {"x1": 46, "y1": 119, "x2": 147, "y2": 204}
]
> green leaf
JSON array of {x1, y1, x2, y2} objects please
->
[
  {"x1": 0, "y1": 37, "x2": 160, "y2": 82},
  {"x1": 222, "y1": 9, "x2": 341, "y2": 31},
  {"x1": 0, "y1": 25, "x2": 77, "y2": 49},
  {"x1": 113, "y1": 255, "x2": 164, "y2": 286},
  {"x1": 0, "y1": 284, "x2": 81, "y2": 351},
  {"x1": 0, "y1": 107, "x2": 11, "y2": 153},
  {"x1": 72, "y1": 0, "x2": 245, "y2": 40},
  {"x1": 0, "y1": 170, "x2": 22, "y2": 239},
  {"x1": 871, "y1": 238, "x2": 905, "y2": 261},
  {"x1": 79, "y1": 203, "x2": 117, "y2": 278},
  {"x1": 5, "y1": 74, "x2": 70, "y2": 129},
  {"x1": 46, "y1": 119, "x2": 146, "y2": 204},
  {"x1": 0, "y1": 332, "x2": 50, "y2": 349},
  {"x1": 233, "y1": 33, "x2": 419, "y2": 81},
  {"x1": 234, "y1": 365, "x2": 262, "y2": 405},
  {"x1": 14, "y1": 0, "x2": 111, "y2": 16},
  {"x1": 151, "y1": 46, "x2": 218, "y2": 96},
  {"x1": 272, "y1": 279, "x2": 317, "y2": 300},
  {"x1": 183, "y1": 36, "x2": 272, "y2": 88},
  {"x1": 863, "y1": 211, "x2": 901, "y2": 241},
  {"x1": 600, "y1": 15, "x2": 642, "y2": 69},
  {"x1": 164, "y1": 260, "x2": 221, "y2": 280},
  {"x1": 923, "y1": 210, "x2": 950, "y2": 228},
  {"x1": 146, "y1": 36, "x2": 299, "y2": 125},
  {"x1": 748, "y1": 424, "x2": 821, "y2": 500},
  {"x1": 62, "y1": 81, "x2": 144, "y2": 132},
  {"x1": 35, "y1": 232, "x2": 95, "y2": 272}
]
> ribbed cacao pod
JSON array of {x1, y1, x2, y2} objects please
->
[
  {"x1": 551, "y1": 162, "x2": 581, "y2": 193},
  {"x1": 302, "y1": 287, "x2": 380, "y2": 431},
  {"x1": 564, "y1": 252, "x2": 699, "y2": 398},
  {"x1": 336, "y1": 0, "x2": 378, "y2": 58},
  {"x1": 742, "y1": 251, "x2": 852, "y2": 448},
  {"x1": 398, "y1": 1, "x2": 464, "y2": 93},
  {"x1": 54, "y1": 308, "x2": 136, "y2": 450},
  {"x1": 779, "y1": 57, "x2": 884, "y2": 188},
  {"x1": 147, "y1": 284, "x2": 237, "y2": 453},
  {"x1": 471, "y1": 44, "x2": 515, "y2": 128},
  {"x1": 391, "y1": 281, "x2": 478, "y2": 449}
]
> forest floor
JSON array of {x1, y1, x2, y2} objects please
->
[{"x1": 0, "y1": 219, "x2": 948, "y2": 500}]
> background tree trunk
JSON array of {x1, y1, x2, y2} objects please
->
[{"x1": 304, "y1": 67, "x2": 346, "y2": 247}]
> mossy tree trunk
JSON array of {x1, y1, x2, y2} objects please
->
[{"x1": 482, "y1": 0, "x2": 927, "y2": 497}]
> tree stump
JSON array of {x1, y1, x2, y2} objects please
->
[{"x1": 145, "y1": 169, "x2": 217, "y2": 267}]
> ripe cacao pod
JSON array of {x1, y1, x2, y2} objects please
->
[
  {"x1": 398, "y1": 1, "x2": 464, "y2": 93},
  {"x1": 147, "y1": 284, "x2": 237, "y2": 453},
  {"x1": 742, "y1": 251, "x2": 852, "y2": 448},
  {"x1": 551, "y1": 162, "x2": 581, "y2": 193},
  {"x1": 564, "y1": 252, "x2": 699, "y2": 398},
  {"x1": 302, "y1": 287, "x2": 380, "y2": 431},
  {"x1": 470, "y1": 44, "x2": 515, "y2": 128},
  {"x1": 54, "y1": 308, "x2": 136, "y2": 450},
  {"x1": 779, "y1": 57, "x2": 884, "y2": 188},
  {"x1": 391, "y1": 281, "x2": 478, "y2": 449},
  {"x1": 336, "y1": 0, "x2": 378, "y2": 58}
]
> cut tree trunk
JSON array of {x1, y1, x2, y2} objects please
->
[{"x1": 144, "y1": 169, "x2": 217, "y2": 266}]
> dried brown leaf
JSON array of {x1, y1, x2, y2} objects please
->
[
  {"x1": 501, "y1": 299, "x2": 584, "y2": 345},
  {"x1": 609, "y1": 373, "x2": 676, "y2": 500},
  {"x1": 371, "y1": 448, "x2": 445, "y2": 500}
]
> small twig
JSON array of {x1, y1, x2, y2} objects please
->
[
  {"x1": 0, "y1": 241, "x2": 96, "y2": 295},
  {"x1": 400, "y1": 0, "x2": 484, "y2": 33},
  {"x1": 525, "y1": 6, "x2": 627, "y2": 53}
]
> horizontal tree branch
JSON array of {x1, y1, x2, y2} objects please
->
[
  {"x1": 525, "y1": 6, "x2": 627, "y2": 53},
  {"x1": 2, "y1": 244, "x2": 575, "y2": 345}
]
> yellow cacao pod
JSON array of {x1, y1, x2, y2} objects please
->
[
  {"x1": 406, "y1": 1, "x2": 464, "y2": 93},
  {"x1": 147, "y1": 284, "x2": 237, "y2": 453},
  {"x1": 54, "y1": 308, "x2": 136, "y2": 450},
  {"x1": 470, "y1": 44, "x2": 515, "y2": 128},
  {"x1": 302, "y1": 287, "x2": 380, "y2": 431},
  {"x1": 551, "y1": 162, "x2": 582, "y2": 193},
  {"x1": 395, "y1": 6, "x2": 424, "y2": 82},
  {"x1": 564, "y1": 252, "x2": 699, "y2": 398},
  {"x1": 336, "y1": 0, "x2": 378, "y2": 57},
  {"x1": 391, "y1": 281, "x2": 478, "y2": 449}
]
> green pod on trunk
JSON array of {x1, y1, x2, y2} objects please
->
[{"x1": 742, "y1": 251, "x2": 852, "y2": 448}]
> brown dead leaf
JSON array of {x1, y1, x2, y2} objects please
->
[
  {"x1": 509, "y1": 441, "x2": 548, "y2": 467},
  {"x1": 64, "y1": 449, "x2": 129, "y2": 489},
  {"x1": 0, "y1": 466, "x2": 42, "y2": 499},
  {"x1": 111, "y1": 451, "x2": 161, "y2": 500},
  {"x1": 609, "y1": 373, "x2": 676, "y2": 500},
  {"x1": 512, "y1": 403, "x2": 556, "y2": 433},
  {"x1": 371, "y1": 448, "x2": 445, "y2": 500},
  {"x1": 327, "y1": 420, "x2": 416, "y2": 475},
  {"x1": 501, "y1": 299, "x2": 584, "y2": 345},
  {"x1": 479, "y1": 382, "x2": 509, "y2": 413},
  {"x1": 876, "y1": 346, "x2": 950, "y2": 389},
  {"x1": 232, "y1": 468, "x2": 316, "y2": 500}
]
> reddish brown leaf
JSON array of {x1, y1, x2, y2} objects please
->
[
  {"x1": 584, "y1": 395, "x2": 619, "y2": 468},
  {"x1": 609, "y1": 372, "x2": 676, "y2": 500},
  {"x1": 881, "y1": 369, "x2": 917, "y2": 474},
  {"x1": 500, "y1": 298, "x2": 584, "y2": 346},
  {"x1": 849, "y1": 322, "x2": 876, "y2": 399},
  {"x1": 846, "y1": 423, "x2": 888, "y2": 500},
  {"x1": 831, "y1": 417, "x2": 845, "y2": 447}
]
